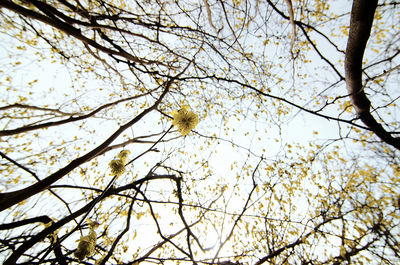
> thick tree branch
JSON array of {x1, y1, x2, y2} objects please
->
[
  {"x1": 345, "y1": 0, "x2": 400, "y2": 150},
  {"x1": 0, "y1": 215, "x2": 51, "y2": 230},
  {"x1": 3, "y1": 190, "x2": 103, "y2": 264},
  {"x1": 0, "y1": 93, "x2": 151, "y2": 137},
  {"x1": 0, "y1": 80, "x2": 172, "y2": 212},
  {"x1": 0, "y1": 0, "x2": 146, "y2": 64}
]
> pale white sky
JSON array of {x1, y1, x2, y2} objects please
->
[{"x1": 1, "y1": 1, "x2": 399, "y2": 264}]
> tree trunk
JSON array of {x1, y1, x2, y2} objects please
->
[{"x1": 345, "y1": 0, "x2": 400, "y2": 150}]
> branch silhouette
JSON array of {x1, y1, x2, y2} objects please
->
[{"x1": 345, "y1": 0, "x2": 400, "y2": 150}]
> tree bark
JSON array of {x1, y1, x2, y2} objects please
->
[
  {"x1": 0, "y1": 83, "x2": 171, "y2": 212},
  {"x1": 345, "y1": 0, "x2": 400, "y2": 150}
]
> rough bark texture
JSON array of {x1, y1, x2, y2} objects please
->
[{"x1": 345, "y1": 0, "x2": 400, "y2": 150}]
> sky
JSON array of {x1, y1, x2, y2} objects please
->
[{"x1": 1, "y1": 0, "x2": 399, "y2": 264}]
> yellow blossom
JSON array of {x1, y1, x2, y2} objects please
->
[
  {"x1": 108, "y1": 159, "x2": 125, "y2": 176},
  {"x1": 74, "y1": 221, "x2": 98, "y2": 261},
  {"x1": 171, "y1": 105, "x2": 199, "y2": 136},
  {"x1": 117, "y1": 150, "x2": 130, "y2": 164}
]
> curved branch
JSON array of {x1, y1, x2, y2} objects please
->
[
  {"x1": 0, "y1": 80, "x2": 172, "y2": 212},
  {"x1": 3, "y1": 190, "x2": 103, "y2": 264},
  {"x1": 345, "y1": 0, "x2": 400, "y2": 150},
  {"x1": 209, "y1": 75, "x2": 370, "y2": 130},
  {"x1": 0, "y1": 103, "x2": 74, "y2": 116},
  {"x1": 255, "y1": 214, "x2": 345, "y2": 265},
  {"x1": 0, "y1": 1, "x2": 148, "y2": 64},
  {"x1": 0, "y1": 151, "x2": 76, "y2": 218},
  {"x1": 0, "y1": 215, "x2": 51, "y2": 230},
  {"x1": 3, "y1": 171, "x2": 172, "y2": 263},
  {"x1": 265, "y1": 0, "x2": 345, "y2": 80},
  {"x1": 0, "y1": 93, "x2": 151, "y2": 137}
]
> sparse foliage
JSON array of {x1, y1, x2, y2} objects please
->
[{"x1": 0, "y1": 0, "x2": 399, "y2": 264}]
